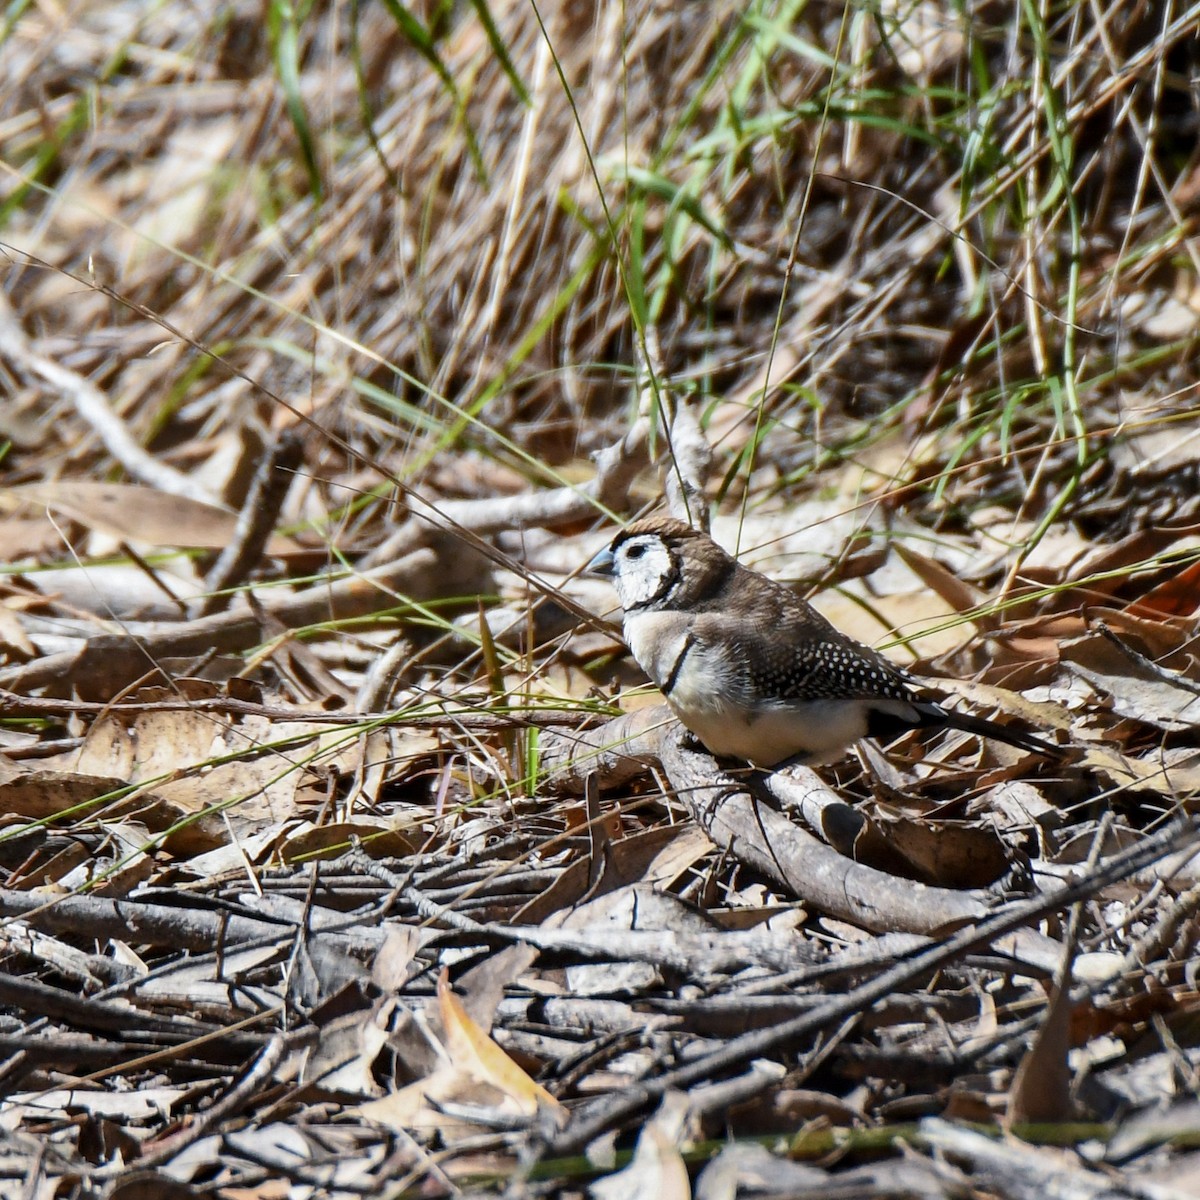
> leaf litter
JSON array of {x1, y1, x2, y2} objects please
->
[{"x1": 1, "y1": 0, "x2": 1200, "y2": 1197}]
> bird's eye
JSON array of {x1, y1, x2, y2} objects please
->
[{"x1": 626, "y1": 543, "x2": 646, "y2": 560}]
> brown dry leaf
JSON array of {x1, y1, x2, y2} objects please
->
[
  {"x1": 107, "y1": 1174, "x2": 202, "y2": 1200},
  {"x1": 352, "y1": 972, "x2": 563, "y2": 1139},
  {"x1": 891, "y1": 540, "x2": 989, "y2": 626},
  {"x1": 181, "y1": 825, "x2": 284, "y2": 879},
  {"x1": 6, "y1": 481, "x2": 300, "y2": 553},
  {"x1": 1125, "y1": 558, "x2": 1200, "y2": 619},
  {"x1": 868, "y1": 811, "x2": 1011, "y2": 889},
  {"x1": 515, "y1": 824, "x2": 712, "y2": 923},
  {"x1": 1069, "y1": 983, "x2": 1176, "y2": 1045},
  {"x1": 1069, "y1": 526, "x2": 1200, "y2": 598},
  {"x1": 0, "y1": 517, "x2": 67, "y2": 560},
  {"x1": 353, "y1": 1067, "x2": 508, "y2": 1140},
  {"x1": 70, "y1": 710, "x2": 227, "y2": 783},
  {"x1": 1096, "y1": 607, "x2": 1200, "y2": 666},
  {"x1": 0, "y1": 756, "x2": 226, "y2": 872},
  {"x1": 527, "y1": 659, "x2": 608, "y2": 702},
  {"x1": 279, "y1": 820, "x2": 416, "y2": 864},
  {"x1": 1006, "y1": 973, "x2": 1075, "y2": 1128},
  {"x1": 997, "y1": 613, "x2": 1090, "y2": 642},
  {"x1": 0, "y1": 758, "x2": 128, "y2": 822},
  {"x1": 0, "y1": 602, "x2": 34, "y2": 658},
  {"x1": 371, "y1": 926, "x2": 427, "y2": 992},
  {"x1": 815, "y1": 586, "x2": 968, "y2": 662},
  {"x1": 1060, "y1": 634, "x2": 1200, "y2": 731},
  {"x1": 218, "y1": 1184, "x2": 291, "y2": 1200},
  {"x1": 641, "y1": 824, "x2": 714, "y2": 885},
  {"x1": 53, "y1": 710, "x2": 354, "y2": 854},
  {"x1": 932, "y1": 677, "x2": 1074, "y2": 735},
  {"x1": 437, "y1": 970, "x2": 564, "y2": 1118},
  {"x1": 1080, "y1": 745, "x2": 1200, "y2": 798},
  {"x1": 977, "y1": 647, "x2": 1063, "y2": 691}
]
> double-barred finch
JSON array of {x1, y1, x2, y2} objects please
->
[{"x1": 587, "y1": 516, "x2": 1059, "y2": 768}]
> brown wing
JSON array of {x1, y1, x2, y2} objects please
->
[{"x1": 684, "y1": 572, "x2": 919, "y2": 708}]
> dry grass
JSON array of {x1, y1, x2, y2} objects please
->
[{"x1": 3, "y1": 1, "x2": 1190, "y2": 496}]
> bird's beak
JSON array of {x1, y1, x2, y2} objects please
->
[{"x1": 586, "y1": 545, "x2": 615, "y2": 576}]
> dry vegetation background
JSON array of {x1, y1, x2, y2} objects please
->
[{"x1": 2, "y1": 0, "x2": 1200, "y2": 1195}]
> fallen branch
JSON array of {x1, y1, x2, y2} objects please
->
[
  {"x1": 539, "y1": 710, "x2": 998, "y2": 937},
  {"x1": 0, "y1": 688, "x2": 602, "y2": 730},
  {"x1": 537, "y1": 704, "x2": 677, "y2": 793},
  {"x1": 197, "y1": 429, "x2": 305, "y2": 615},
  {"x1": 0, "y1": 888, "x2": 383, "y2": 955},
  {"x1": 660, "y1": 732, "x2": 990, "y2": 937},
  {"x1": 0, "y1": 541, "x2": 489, "y2": 697},
  {"x1": 363, "y1": 416, "x2": 651, "y2": 568}
]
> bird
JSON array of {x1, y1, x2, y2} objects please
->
[{"x1": 586, "y1": 515, "x2": 1059, "y2": 767}]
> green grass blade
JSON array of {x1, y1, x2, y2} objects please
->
[
  {"x1": 465, "y1": 0, "x2": 531, "y2": 105},
  {"x1": 267, "y1": 0, "x2": 323, "y2": 202}
]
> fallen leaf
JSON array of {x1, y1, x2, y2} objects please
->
[
  {"x1": 437, "y1": 971, "x2": 564, "y2": 1118},
  {"x1": 1007, "y1": 972, "x2": 1075, "y2": 1128},
  {"x1": 7, "y1": 481, "x2": 299, "y2": 553},
  {"x1": 590, "y1": 1091, "x2": 692, "y2": 1200}
]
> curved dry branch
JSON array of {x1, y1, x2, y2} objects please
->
[
  {"x1": 0, "y1": 543, "x2": 490, "y2": 697},
  {"x1": 539, "y1": 709, "x2": 994, "y2": 936},
  {"x1": 0, "y1": 293, "x2": 217, "y2": 505},
  {"x1": 662, "y1": 396, "x2": 713, "y2": 529},
  {"x1": 364, "y1": 417, "x2": 652, "y2": 570},
  {"x1": 658, "y1": 733, "x2": 989, "y2": 936},
  {"x1": 537, "y1": 704, "x2": 677, "y2": 793}
]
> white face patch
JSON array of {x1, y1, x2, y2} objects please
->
[{"x1": 610, "y1": 535, "x2": 675, "y2": 611}]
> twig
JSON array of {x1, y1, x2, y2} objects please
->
[
  {"x1": 345, "y1": 847, "x2": 819, "y2": 974},
  {"x1": 198, "y1": 428, "x2": 305, "y2": 615},
  {"x1": 662, "y1": 396, "x2": 713, "y2": 530},
  {"x1": 0, "y1": 543, "x2": 487, "y2": 695},
  {"x1": 536, "y1": 704, "x2": 676, "y2": 792},
  {"x1": 0, "y1": 291, "x2": 217, "y2": 504},
  {"x1": 0, "y1": 686, "x2": 601, "y2": 730},
  {"x1": 544, "y1": 816, "x2": 1196, "y2": 1154},
  {"x1": 918, "y1": 1118, "x2": 1177, "y2": 1200},
  {"x1": 363, "y1": 417, "x2": 651, "y2": 567},
  {"x1": 118, "y1": 1033, "x2": 293, "y2": 1173},
  {"x1": 0, "y1": 888, "x2": 383, "y2": 955},
  {"x1": 0, "y1": 972, "x2": 201, "y2": 1039}
]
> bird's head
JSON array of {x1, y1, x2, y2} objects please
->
[{"x1": 587, "y1": 517, "x2": 731, "y2": 613}]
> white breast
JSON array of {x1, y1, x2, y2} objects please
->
[{"x1": 623, "y1": 612, "x2": 694, "y2": 690}]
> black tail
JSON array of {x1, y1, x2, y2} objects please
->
[
  {"x1": 865, "y1": 699, "x2": 1062, "y2": 757},
  {"x1": 921, "y1": 701, "x2": 1063, "y2": 757}
]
